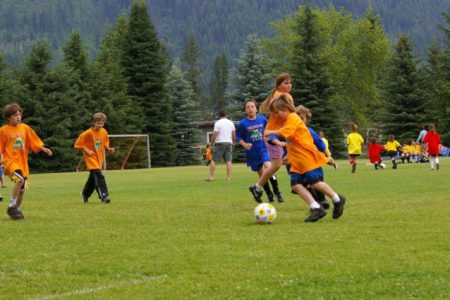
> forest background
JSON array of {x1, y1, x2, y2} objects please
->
[{"x1": 0, "y1": 0, "x2": 449, "y2": 171}]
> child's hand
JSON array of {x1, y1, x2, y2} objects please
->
[
  {"x1": 85, "y1": 149, "x2": 94, "y2": 156},
  {"x1": 42, "y1": 147, "x2": 53, "y2": 156},
  {"x1": 243, "y1": 143, "x2": 252, "y2": 150},
  {"x1": 108, "y1": 147, "x2": 115, "y2": 153}
]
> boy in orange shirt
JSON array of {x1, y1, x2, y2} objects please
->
[
  {"x1": 264, "y1": 94, "x2": 346, "y2": 222},
  {"x1": 75, "y1": 112, "x2": 115, "y2": 204},
  {"x1": 0, "y1": 103, "x2": 53, "y2": 220}
]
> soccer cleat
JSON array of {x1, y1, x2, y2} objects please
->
[
  {"x1": 101, "y1": 197, "x2": 111, "y2": 204},
  {"x1": 249, "y1": 185, "x2": 263, "y2": 203},
  {"x1": 7, "y1": 205, "x2": 24, "y2": 220},
  {"x1": 0, "y1": 195, "x2": 3, "y2": 202},
  {"x1": 351, "y1": 163, "x2": 357, "y2": 173},
  {"x1": 332, "y1": 195, "x2": 346, "y2": 219},
  {"x1": 319, "y1": 200, "x2": 330, "y2": 210},
  {"x1": 267, "y1": 192, "x2": 274, "y2": 203},
  {"x1": 275, "y1": 192, "x2": 284, "y2": 203},
  {"x1": 81, "y1": 192, "x2": 89, "y2": 203},
  {"x1": 304, "y1": 207, "x2": 327, "y2": 222}
]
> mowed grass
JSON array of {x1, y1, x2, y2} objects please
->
[{"x1": 0, "y1": 158, "x2": 449, "y2": 299}]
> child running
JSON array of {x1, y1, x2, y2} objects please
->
[
  {"x1": 75, "y1": 112, "x2": 115, "y2": 204},
  {"x1": 248, "y1": 73, "x2": 293, "y2": 203},
  {"x1": 368, "y1": 137, "x2": 386, "y2": 170},
  {"x1": 204, "y1": 144, "x2": 212, "y2": 166},
  {"x1": 347, "y1": 122, "x2": 364, "y2": 173},
  {"x1": 236, "y1": 99, "x2": 281, "y2": 203},
  {"x1": 423, "y1": 123, "x2": 441, "y2": 170},
  {"x1": 0, "y1": 103, "x2": 53, "y2": 219},
  {"x1": 264, "y1": 94, "x2": 346, "y2": 222},
  {"x1": 385, "y1": 135, "x2": 402, "y2": 169}
]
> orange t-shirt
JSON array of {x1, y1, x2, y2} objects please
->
[
  {"x1": 205, "y1": 148, "x2": 212, "y2": 160},
  {"x1": 74, "y1": 128, "x2": 110, "y2": 170},
  {"x1": 265, "y1": 90, "x2": 294, "y2": 131},
  {"x1": 0, "y1": 123, "x2": 45, "y2": 177},
  {"x1": 278, "y1": 112, "x2": 328, "y2": 174}
]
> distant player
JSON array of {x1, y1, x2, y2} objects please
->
[
  {"x1": 236, "y1": 99, "x2": 281, "y2": 203},
  {"x1": 423, "y1": 123, "x2": 441, "y2": 170},
  {"x1": 265, "y1": 94, "x2": 346, "y2": 222},
  {"x1": 75, "y1": 112, "x2": 115, "y2": 204},
  {"x1": 0, "y1": 103, "x2": 53, "y2": 219},
  {"x1": 368, "y1": 137, "x2": 386, "y2": 170},
  {"x1": 384, "y1": 135, "x2": 402, "y2": 169},
  {"x1": 347, "y1": 122, "x2": 364, "y2": 173},
  {"x1": 204, "y1": 144, "x2": 212, "y2": 166}
]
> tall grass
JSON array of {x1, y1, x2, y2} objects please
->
[{"x1": 0, "y1": 158, "x2": 448, "y2": 299}]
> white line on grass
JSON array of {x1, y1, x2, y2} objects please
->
[{"x1": 29, "y1": 275, "x2": 168, "y2": 300}]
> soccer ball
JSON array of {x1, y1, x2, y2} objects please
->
[
  {"x1": 380, "y1": 162, "x2": 386, "y2": 169},
  {"x1": 254, "y1": 203, "x2": 277, "y2": 224}
]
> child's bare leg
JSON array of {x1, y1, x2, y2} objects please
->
[
  {"x1": 257, "y1": 158, "x2": 281, "y2": 187},
  {"x1": 9, "y1": 181, "x2": 22, "y2": 207}
]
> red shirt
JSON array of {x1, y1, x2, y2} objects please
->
[
  {"x1": 368, "y1": 144, "x2": 385, "y2": 163},
  {"x1": 423, "y1": 131, "x2": 441, "y2": 156}
]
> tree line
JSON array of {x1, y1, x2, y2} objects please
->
[{"x1": 0, "y1": 1, "x2": 449, "y2": 172}]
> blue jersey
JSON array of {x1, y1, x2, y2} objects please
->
[{"x1": 236, "y1": 115, "x2": 270, "y2": 171}]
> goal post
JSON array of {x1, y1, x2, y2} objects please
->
[{"x1": 108, "y1": 134, "x2": 151, "y2": 169}]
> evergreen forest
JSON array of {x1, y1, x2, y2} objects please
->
[{"x1": 0, "y1": 0, "x2": 449, "y2": 171}]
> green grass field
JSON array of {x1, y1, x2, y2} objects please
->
[{"x1": 0, "y1": 158, "x2": 449, "y2": 299}]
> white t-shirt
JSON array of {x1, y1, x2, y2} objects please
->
[{"x1": 214, "y1": 118, "x2": 235, "y2": 143}]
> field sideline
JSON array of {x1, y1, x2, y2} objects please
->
[{"x1": 0, "y1": 158, "x2": 448, "y2": 299}]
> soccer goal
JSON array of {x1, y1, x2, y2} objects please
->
[{"x1": 76, "y1": 134, "x2": 151, "y2": 171}]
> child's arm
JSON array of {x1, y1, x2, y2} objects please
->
[
  {"x1": 106, "y1": 146, "x2": 115, "y2": 153},
  {"x1": 40, "y1": 146, "x2": 53, "y2": 156},
  {"x1": 239, "y1": 140, "x2": 252, "y2": 150},
  {"x1": 270, "y1": 138, "x2": 286, "y2": 147}
]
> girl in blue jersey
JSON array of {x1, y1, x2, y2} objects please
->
[{"x1": 237, "y1": 99, "x2": 282, "y2": 203}]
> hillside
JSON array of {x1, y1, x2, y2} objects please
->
[{"x1": 0, "y1": 0, "x2": 448, "y2": 76}]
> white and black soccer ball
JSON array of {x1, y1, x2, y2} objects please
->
[
  {"x1": 254, "y1": 203, "x2": 277, "y2": 224},
  {"x1": 380, "y1": 162, "x2": 386, "y2": 169}
]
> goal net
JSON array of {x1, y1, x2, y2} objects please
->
[{"x1": 76, "y1": 134, "x2": 151, "y2": 171}]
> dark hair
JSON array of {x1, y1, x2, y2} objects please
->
[
  {"x1": 370, "y1": 137, "x2": 377, "y2": 144},
  {"x1": 349, "y1": 122, "x2": 358, "y2": 132},
  {"x1": 218, "y1": 109, "x2": 227, "y2": 118},
  {"x1": 3, "y1": 103, "x2": 22, "y2": 119},
  {"x1": 260, "y1": 72, "x2": 292, "y2": 113},
  {"x1": 243, "y1": 99, "x2": 257, "y2": 111}
]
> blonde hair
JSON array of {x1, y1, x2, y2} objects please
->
[
  {"x1": 92, "y1": 112, "x2": 107, "y2": 123},
  {"x1": 269, "y1": 93, "x2": 296, "y2": 113},
  {"x1": 260, "y1": 73, "x2": 292, "y2": 113},
  {"x1": 296, "y1": 105, "x2": 311, "y2": 124}
]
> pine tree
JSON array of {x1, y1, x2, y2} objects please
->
[
  {"x1": 381, "y1": 35, "x2": 426, "y2": 142},
  {"x1": 209, "y1": 54, "x2": 229, "y2": 114},
  {"x1": 231, "y1": 34, "x2": 272, "y2": 120},
  {"x1": 167, "y1": 65, "x2": 201, "y2": 166},
  {"x1": 121, "y1": 0, "x2": 176, "y2": 166},
  {"x1": 291, "y1": 6, "x2": 344, "y2": 156}
]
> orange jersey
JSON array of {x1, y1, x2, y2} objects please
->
[
  {"x1": 278, "y1": 112, "x2": 328, "y2": 174},
  {"x1": 265, "y1": 90, "x2": 294, "y2": 131},
  {"x1": 74, "y1": 128, "x2": 110, "y2": 170},
  {"x1": 0, "y1": 123, "x2": 45, "y2": 177},
  {"x1": 205, "y1": 148, "x2": 212, "y2": 160}
]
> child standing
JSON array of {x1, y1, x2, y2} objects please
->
[
  {"x1": 347, "y1": 122, "x2": 364, "y2": 173},
  {"x1": 265, "y1": 94, "x2": 346, "y2": 222},
  {"x1": 237, "y1": 99, "x2": 281, "y2": 203},
  {"x1": 423, "y1": 123, "x2": 441, "y2": 170},
  {"x1": 205, "y1": 144, "x2": 212, "y2": 166},
  {"x1": 0, "y1": 103, "x2": 53, "y2": 219},
  {"x1": 248, "y1": 73, "x2": 293, "y2": 203},
  {"x1": 368, "y1": 137, "x2": 386, "y2": 170},
  {"x1": 385, "y1": 135, "x2": 402, "y2": 169},
  {"x1": 75, "y1": 112, "x2": 115, "y2": 204}
]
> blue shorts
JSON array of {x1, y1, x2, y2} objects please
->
[
  {"x1": 290, "y1": 167, "x2": 324, "y2": 187},
  {"x1": 246, "y1": 147, "x2": 271, "y2": 172}
]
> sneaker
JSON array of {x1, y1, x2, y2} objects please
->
[
  {"x1": 101, "y1": 197, "x2": 111, "y2": 204},
  {"x1": 275, "y1": 192, "x2": 284, "y2": 203},
  {"x1": 248, "y1": 185, "x2": 263, "y2": 203},
  {"x1": 81, "y1": 192, "x2": 89, "y2": 203},
  {"x1": 319, "y1": 200, "x2": 330, "y2": 210},
  {"x1": 267, "y1": 192, "x2": 274, "y2": 203},
  {"x1": 393, "y1": 162, "x2": 397, "y2": 169},
  {"x1": 7, "y1": 205, "x2": 24, "y2": 220},
  {"x1": 332, "y1": 195, "x2": 346, "y2": 219},
  {"x1": 304, "y1": 207, "x2": 327, "y2": 222}
]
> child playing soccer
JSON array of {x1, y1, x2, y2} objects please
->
[
  {"x1": 368, "y1": 137, "x2": 386, "y2": 170},
  {"x1": 205, "y1": 144, "x2": 212, "y2": 166},
  {"x1": 385, "y1": 135, "x2": 402, "y2": 169},
  {"x1": 237, "y1": 99, "x2": 281, "y2": 203},
  {"x1": 265, "y1": 94, "x2": 346, "y2": 222},
  {"x1": 347, "y1": 122, "x2": 364, "y2": 173},
  {"x1": 0, "y1": 103, "x2": 53, "y2": 219},
  {"x1": 423, "y1": 123, "x2": 441, "y2": 170},
  {"x1": 75, "y1": 112, "x2": 115, "y2": 204}
]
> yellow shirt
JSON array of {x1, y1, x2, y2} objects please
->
[
  {"x1": 321, "y1": 137, "x2": 331, "y2": 156},
  {"x1": 278, "y1": 112, "x2": 328, "y2": 174},
  {"x1": 385, "y1": 140, "x2": 401, "y2": 152},
  {"x1": 347, "y1": 132, "x2": 364, "y2": 155},
  {"x1": 74, "y1": 128, "x2": 110, "y2": 170},
  {"x1": 0, "y1": 123, "x2": 45, "y2": 177}
]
